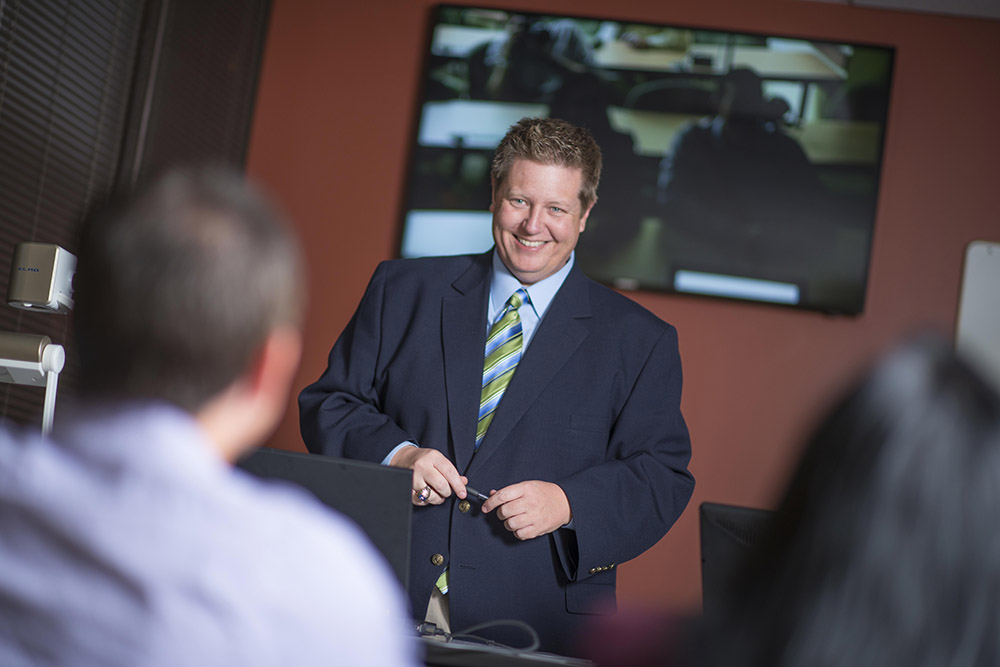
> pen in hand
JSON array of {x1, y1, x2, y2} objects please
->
[{"x1": 465, "y1": 486, "x2": 490, "y2": 502}]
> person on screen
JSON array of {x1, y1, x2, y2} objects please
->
[
  {"x1": 467, "y1": 16, "x2": 596, "y2": 104},
  {"x1": 299, "y1": 117, "x2": 695, "y2": 656},
  {"x1": 586, "y1": 334, "x2": 1000, "y2": 666},
  {"x1": 656, "y1": 67, "x2": 841, "y2": 276},
  {"x1": 0, "y1": 168, "x2": 419, "y2": 667}
]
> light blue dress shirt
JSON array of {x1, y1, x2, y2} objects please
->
[
  {"x1": 0, "y1": 404, "x2": 420, "y2": 667},
  {"x1": 486, "y1": 249, "x2": 574, "y2": 348}
]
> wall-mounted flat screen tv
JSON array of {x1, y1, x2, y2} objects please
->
[{"x1": 399, "y1": 4, "x2": 895, "y2": 315}]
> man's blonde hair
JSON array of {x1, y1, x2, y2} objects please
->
[{"x1": 491, "y1": 117, "x2": 602, "y2": 210}]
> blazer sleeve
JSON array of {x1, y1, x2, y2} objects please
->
[
  {"x1": 298, "y1": 262, "x2": 413, "y2": 464},
  {"x1": 554, "y1": 324, "x2": 695, "y2": 582}
]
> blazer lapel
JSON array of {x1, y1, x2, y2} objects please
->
[
  {"x1": 466, "y1": 265, "x2": 592, "y2": 476},
  {"x1": 443, "y1": 253, "x2": 491, "y2": 472}
]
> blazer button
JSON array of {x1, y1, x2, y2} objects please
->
[
  {"x1": 458, "y1": 500, "x2": 471, "y2": 513},
  {"x1": 431, "y1": 553, "x2": 445, "y2": 567}
]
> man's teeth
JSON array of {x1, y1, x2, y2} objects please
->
[{"x1": 518, "y1": 238, "x2": 545, "y2": 248}]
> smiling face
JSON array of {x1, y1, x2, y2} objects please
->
[{"x1": 491, "y1": 158, "x2": 593, "y2": 286}]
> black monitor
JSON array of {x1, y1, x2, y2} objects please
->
[
  {"x1": 237, "y1": 447, "x2": 413, "y2": 589},
  {"x1": 699, "y1": 501, "x2": 773, "y2": 615},
  {"x1": 399, "y1": 4, "x2": 895, "y2": 315}
]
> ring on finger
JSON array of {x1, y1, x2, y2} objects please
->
[{"x1": 416, "y1": 485, "x2": 431, "y2": 502}]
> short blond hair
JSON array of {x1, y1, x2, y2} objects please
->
[{"x1": 491, "y1": 117, "x2": 602, "y2": 210}]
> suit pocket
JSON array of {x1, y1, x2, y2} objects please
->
[{"x1": 569, "y1": 414, "x2": 610, "y2": 433}]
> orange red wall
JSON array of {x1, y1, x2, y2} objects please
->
[{"x1": 246, "y1": 0, "x2": 1000, "y2": 612}]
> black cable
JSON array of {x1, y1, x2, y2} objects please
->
[{"x1": 451, "y1": 618, "x2": 541, "y2": 652}]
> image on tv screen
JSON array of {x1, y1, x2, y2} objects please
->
[{"x1": 399, "y1": 4, "x2": 895, "y2": 315}]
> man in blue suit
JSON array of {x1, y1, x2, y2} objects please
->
[{"x1": 299, "y1": 117, "x2": 694, "y2": 656}]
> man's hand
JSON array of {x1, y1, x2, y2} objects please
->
[
  {"x1": 481, "y1": 481, "x2": 572, "y2": 540},
  {"x1": 390, "y1": 446, "x2": 467, "y2": 506}
]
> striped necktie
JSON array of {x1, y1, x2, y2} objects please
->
[
  {"x1": 476, "y1": 288, "x2": 528, "y2": 451},
  {"x1": 433, "y1": 288, "x2": 530, "y2": 598}
]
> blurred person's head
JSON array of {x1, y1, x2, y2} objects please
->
[
  {"x1": 715, "y1": 67, "x2": 787, "y2": 125},
  {"x1": 716, "y1": 67, "x2": 767, "y2": 120},
  {"x1": 73, "y1": 167, "x2": 305, "y2": 459},
  {"x1": 683, "y1": 334, "x2": 1000, "y2": 667}
]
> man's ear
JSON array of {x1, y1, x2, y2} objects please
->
[
  {"x1": 579, "y1": 199, "x2": 595, "y2": 234},
  {"x1": 195, "y1": 327, "x2": 303, "y2": 463},
  {"x1": 244, "y1": 327, "x2": 302, "y2": 405},
  {"x1": 232, "y1": 326, "x2": 303, "y2": 449}
]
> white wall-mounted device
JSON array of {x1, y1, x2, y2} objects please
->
[
  {"x1": 7, "y1": 242, "x2": 77, "y2": 314},
  {"x1": 3, "y1": 241, "x2": 76, "y2": 434}
]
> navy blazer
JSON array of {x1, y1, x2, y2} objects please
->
[{"x1": 299, "y1": 251, "x2": 694, "y2": 655}]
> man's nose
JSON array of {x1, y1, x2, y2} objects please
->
[{"x1": 521, "y1": 207, "x2": 543, "y2": 233}]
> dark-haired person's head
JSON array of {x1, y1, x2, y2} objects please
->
[
  {"x1": 73, "y1": 167, "x2": 305, "y2": 458},
  {"x1": 681, "y1": 335, "x2": 1000, "y2": 667}
]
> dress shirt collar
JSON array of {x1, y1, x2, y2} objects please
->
[{"x1": 489, "y1": 249, "x2": 574, "y2": 323}]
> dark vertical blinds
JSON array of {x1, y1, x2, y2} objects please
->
[
  {"x1": 0, "y1": 0, "x2": 270, "y2": 428},
  {"x1": 0, "y1": 0, "x2": 142, "y2": 426}
]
